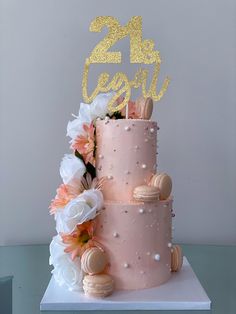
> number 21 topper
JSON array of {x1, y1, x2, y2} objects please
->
[{"x1": 82, "y1": 16, "x2": 170, "y2": 113}]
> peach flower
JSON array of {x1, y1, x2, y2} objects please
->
[
  {"x1": 49, "y1": 184, "x2": 80, "y2": 215},
  {"x1": 71, "y1": 122, "x2": 95, "y2": 166},
  {"x1": 117, "y1": 97, "x2": 140, "y2": 119},
  {"x1": 61, "y1": 221, "x2": 100, "y2": 260}
]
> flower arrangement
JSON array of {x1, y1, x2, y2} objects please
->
[{"x1": 49, "y1": 92, "x2": 141, "y2": 291}]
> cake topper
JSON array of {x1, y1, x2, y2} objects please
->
[{"x1": 82, "y1": 16, "x2": 170, "y2": 115}]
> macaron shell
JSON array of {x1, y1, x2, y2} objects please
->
[
  {"x1": 133, "y1": 185, "x2": 159, "y2": 202},
  {"x1": 83, "y1": 274, "x2": 114, "y2": 298},
  {"x1": 81, "y1": 247, "x2": 108, "y2": 275},
  {"x1": 171, "y1": 245, "x2": 183, "y2": 272},
  {"x1": 135, "y1": 96, "x2": 153, "y2": 120},
  {"x1": 143, "y1": 97, "x2": 153, "y2": 120},
  {"x1": 150, "y1": 173, "x2": 172, "y2": 200}
]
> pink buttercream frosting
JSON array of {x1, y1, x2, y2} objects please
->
[
  {"x1": 95, "y1": 118, "x2": 174, "y2": 291},
  {"x1": 96, "y1": 119, "x2": 158, "y2": 202},
  {"x1": 95, "y1": 199, "x2": 173, "y2": 290}
]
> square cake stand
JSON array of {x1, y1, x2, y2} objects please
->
[{"x1": 40, "y1": 257, "x2": 211, "y2": 311}]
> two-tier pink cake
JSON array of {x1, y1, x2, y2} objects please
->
[
  {"x1": 49, "y1": 94, "x2": 183, "y2": 296},
  {"x1": 95, "y1": 119, "x2": 173, "y2": 290}
]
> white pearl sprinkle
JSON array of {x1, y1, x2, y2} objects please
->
[
  {"x1": 163, "y1": 204, "x2": 168, "y2": 208},
  {"x1": 146, "y1": 251, "x2": 151, "y2": 256},
  {"x1": 98, "y1": 154, "x2": 104, "y2": 159},
  {"x1": 154, "y1": 254, "x2": 161, "y2": 261},
  {"x1": 144, "y1": 138, "x2": 148, "y2": 142},
  {"x1": 139, "y1": 208, "x2": 145, "y2": 214},
  {"x1": 97, "y1": 117, "x2": 101, "y2": 121},
  {"x1": 140, "y1": 270, "x2": 145, "y2": 275},
  {"x1": 123, "y1": 262, "x2": 129, "y2": 268},
  {"x1": 148, "y1": 209, "x2": 152, "y2": 213},
  {"x1": 168, "y1": 242, "x2": 172, "y2": 248},
  {"x1": 124, "y1": 126, "x2": 131, "y2": 131},
  {"x1": 134, "y1": 145, "x2": 140, "y2": 150},
  {"x1": 108, "y1": 175, "x2": 113, "y2": 180},
  {"x1": 113, "y1": 232, "x2": 119, "y2": 238},
  {"x1": 150, "y1": 128, "x2": 155, "y2": 133},
  {"x1": 141, "y1": 164, "x2": 147, "y2": 169},
  {"x1": 125, "y1": 170, "x2": 130, "y2": 175}
]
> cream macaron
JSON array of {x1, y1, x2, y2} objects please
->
[
  {"x1": 135, "y1": 96, "x2": 153, "y2": 120},
  {"x1": 81, "y1": 247, "x2": 108, "y2": 275},
  {"x1": 83, "y1": 274, "x2": 114, "y2": 298},
  {"x1": 133, "y1": 185, "x2": 159, "y2": 202},
  {"x1": 171, "y1": 245, "x2": 183, "y2": 272},
  {"x1": 150, "y1": 173, "x2": 172, "y2": 200}
]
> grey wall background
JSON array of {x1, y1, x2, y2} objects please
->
[{"x1": 0, "y1": 0, "x2": 236, "y2": 246}]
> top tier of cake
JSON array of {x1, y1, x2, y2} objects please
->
[{"x1": 95, "y1": 119, "x2": 158, "y2": 202}]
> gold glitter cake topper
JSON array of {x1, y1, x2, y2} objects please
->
[{"x1": 82, "y1": 16, "x2": 170, "y2": 112}]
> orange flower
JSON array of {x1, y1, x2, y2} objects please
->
[
  {"x1": 49, "y1": 184, "x2": 80, "y2": 215},
  {"x1": 71, "y1": 122, "x2": 95, "y2": 166},
  {"x1": 118, "y1": 97, "x2": 140, "y2": 119},
  {"x1": 61, "y1": 221, "x2": 100, "y2": 260}
]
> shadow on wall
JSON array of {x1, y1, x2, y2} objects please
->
[{"x1": 0, "y1": 276, "x2": 13, "y2": 314}]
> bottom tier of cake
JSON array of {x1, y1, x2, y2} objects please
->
[{"x1": 95, "y1": 199, "x2": 173, "y2": 290}]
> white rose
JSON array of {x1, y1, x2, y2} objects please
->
[
  {"x1": 55, "y1": 189, "x2": 104, "y2": 234},
  {"x1": 90, "y1": 92, "x2": 115, "y2": 119},
  {"x1": 78, "y1": 102, "x2": 93, "y2": 123},
  {"x1": 67, "y1": 93, "x2": 115, "y2": 141},
  {"x1": 49, "y1": 234, "x2": 67, "y2": 265},
  {"x1": 49, "y1": 235, "x2": 83, "y2": 291},
  {"x1": 66, "y1": 118, "x2": 86, "y2": 140},
  {"x1": 67, "y1": 103, "x2": 92, "y2": 140},
  {"x1": 60, "y1": 154, "x2": 86, "y2": 186}
]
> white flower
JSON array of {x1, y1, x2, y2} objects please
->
[
  {"x1": 49, "y1": 235, "x2": 83, "y2": 291},
  {"x1": 55, "y1": 189, "x2": 104, "y2": 234},
  {"x1": 90, "y1": 92, "x2": 115, "y2": 119},
  {"x1": 67, "y1": 92, "x2": 115, "y2": 141},
  {"x1": 66, "y1": 118, "x2": 86, "y2": 139},
  {"x1": 67, "y1": 103, "x2": 92, "y2": 140},
  {"x1": 49, "y1": 234, "x2": 67, "y2": 265},
  {"x1": 60, "y1": 154, "x2": 86, "y2": 186}
]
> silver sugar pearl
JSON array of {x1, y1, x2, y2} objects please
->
[
  {"x1": 113, "y1": 232, "x2": 119, "y2": 238},
  {"x1": 154, "y1": 254, "x2": 161, "y2": 261},
  {"x1": 124, "y1": 126, "x2": 131, "y2": 131}
]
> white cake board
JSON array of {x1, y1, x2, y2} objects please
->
[{"x1": 40, "y1": 257, "x2": 211, "y2": 311}]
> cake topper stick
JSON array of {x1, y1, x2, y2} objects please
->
[{"x1": 125, "y1": 102, "x2": 129, "y2": 119}]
